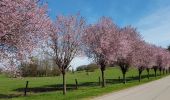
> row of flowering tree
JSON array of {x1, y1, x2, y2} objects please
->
[
  {"x1": 83, "y1": 17, "x2": 170, "y2": 86},
  {"x1": 1, "y1": 0, "x2": 170, "y2": 95}
]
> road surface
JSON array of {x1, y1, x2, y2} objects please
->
[{"x1": 93, "y1": 75, "x2": 170, "y2": 100}]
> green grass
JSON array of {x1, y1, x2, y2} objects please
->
[{"x1": 0, "y1": 67, "x2": 168, "y2": 100}]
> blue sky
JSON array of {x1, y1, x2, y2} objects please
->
[{"x1": 45, "y1": 0, "x2": 170, "y2": 68}]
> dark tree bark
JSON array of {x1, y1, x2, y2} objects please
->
[
  {"x1": 123, "y1": 72, "x2": 126, "y2": 84},
  {"x1": 153, "y1": 66, "x2": 158, "y2": 77},
  {"x1": 166, "y1": 69, "x2": 168, "y2": 74},
  {"x1": 119, "y1": 63, "x2": 129, "y2": 84},
  {"x1": 163, "y1": 68, "x2": 165, "y2": 75},
  {"x1": 100, "y1": 64, "x2": 106, "y2": 87},
  {"x1": 146, "y1": 68, "x2": 150, "y2": 79},
  {"x1": 101, "y1": 69, "x2": 105, "y2": 87},
  {"x1": 159, "y1": 67, "x2": 162, "y2": 76},
  {"x1": 138, "y1": 67, "x2": 144, "y2": 82},
  {"x1": 24, "y1": 81, "x2": 29, "y2": 96},
  {"x1": 62, "y1": 70, "x2": 66, "y2": 95}
]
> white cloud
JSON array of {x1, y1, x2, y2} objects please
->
[
  {"x1": 70, "y1": 57, "x2": 92, "y2": 69},
  {"x1": 135, "y1": 6, "x2": 170, "y2": 48}
]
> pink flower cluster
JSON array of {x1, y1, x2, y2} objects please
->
[{"x1": 0, "y1": 0, "x2": 51, "y2": 77}]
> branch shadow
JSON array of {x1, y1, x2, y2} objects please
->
[
  {"x1": 106, "y1": 74, "x2": 156, "y2": 84},
  {"x1": 14, "y1": 84, "x2": 76, "y2": 93},
  {"x1": 128, "y1": 74, "x2": 156, "y2": 82},
  {"x1": 14, "y1": 82, "x2": 99, "y2": 93},
  {"x1": 14, "y1": 74, "x2": 157, "y2": 94},
  {"x1": 0, "y1": 94, "x2": 21, "y2": 99}
]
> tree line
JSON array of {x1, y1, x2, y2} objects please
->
[{"x1": 0, "y1": 0, "x2": 170, "y2": 95}]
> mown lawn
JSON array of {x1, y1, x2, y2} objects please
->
[{"x1": 0, "y1": 67, "x2": 168, "y2": 100}]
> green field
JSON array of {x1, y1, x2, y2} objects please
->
[{"x1": 0, "y1": 67, "x2": 168, "y2": 100}]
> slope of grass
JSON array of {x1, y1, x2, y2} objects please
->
[{"x1": 0, "y1": 67, "x2": 168, "y2": 100}]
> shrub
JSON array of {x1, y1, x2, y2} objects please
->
[
  {"x1": 76, "y1": 65, "x2": 87, "y2": 71},
  {"x1": 85, "y1": 63, "x2": 98, "y2": 72}
]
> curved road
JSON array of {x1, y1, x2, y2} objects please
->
[{"x1": 93, "y1": 76, "x2": 170, "y2": 100}]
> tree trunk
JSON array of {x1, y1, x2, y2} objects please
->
[
  {"x1": 100, "y1": 63, "x2": 106, "y2": 88},
  {"x1": 62, "y1": 72, "x2": 66, "y2": 95},
  {"x1": 159, "y1": 68, "x2": 162, "y2": 76},
  {"x1": 24, "y1": 81, "x2": 29, "y2": 96},
  {"x1": 154, "y1": 69, "x2": 157, "y2": 77},
  {"x1": 119, "y1": 64, "x2": 128, "y2": 84},
  {"x1": 153, "y1": 67, "x2": 157, "y2": 77},
  {"x1": 146, "y1": 68, "x2": 150, "y2": 79},
  {"x1": 163, "y1": 69, "x2": 165, "y2": 75},
  {"x1": 138, "y1": 69, "x2": 142, "y2": 82},
  {"x1": 123, "y1": 73, "x2": 126, "y2": 84},
  {"x1": 166, "y1": 70, "x2": 168, "y2": 74},
  {"x1": 139, "y1": 72, "x2": 141, "y2": 82},
  {"x1": 101, "y1": 69, "x2": 105, "y2": 87}
]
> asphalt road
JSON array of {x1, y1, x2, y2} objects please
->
[{"x1": 93, "y1": 75, "x2": 170, "y2": 100}]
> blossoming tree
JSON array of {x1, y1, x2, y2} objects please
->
[
  {"x1": 0, "y1": 0, "x2": 51, "y2": 76},
  {"x1": 83, "y1": 17, "x2": 119, "y2": 87},
  {"x1": 115, "y1": 26, "x2": 141, "y2": 84},
  {"x1": 50, "y1": 14, "x2": 85, "y2": 94}
]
